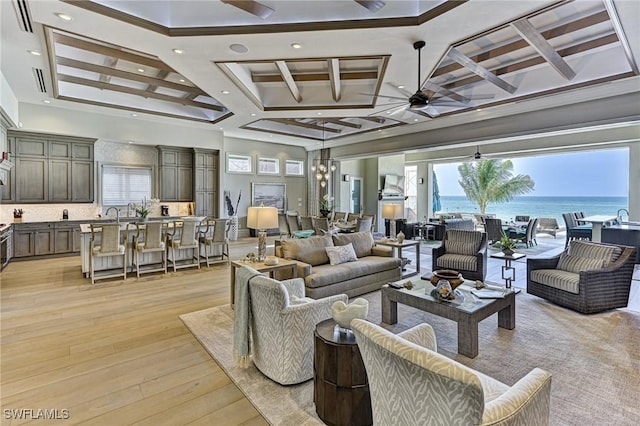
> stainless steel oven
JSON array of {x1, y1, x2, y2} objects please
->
[{"x1": 1, "y1": 227, "x2": 12, "y2": 271}]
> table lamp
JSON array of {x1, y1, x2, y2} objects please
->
[
  {"x1": 247, "y1": 205, "x2": 279, "y2": 261},
  {"x1": 382, "y1": 204, "x2": 403, "y2": 237}
]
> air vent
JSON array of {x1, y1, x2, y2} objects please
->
[
  {"x1": 32, "y1": 68, "x2": 46, "y2": 93},
  {"x1": 12, "y1": 0, "x2": 33, "y2": 33}
]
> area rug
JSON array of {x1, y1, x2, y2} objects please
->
[{"x1": 180, "y1": 291, "x2": 640, "y2": 425}]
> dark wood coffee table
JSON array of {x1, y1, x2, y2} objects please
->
[
  {"x1": 382, "y1": 277, "x2": 516, "y2": 358},
  {"x1": 314, "y1": 319, "x2": 372, "y2": 426}
]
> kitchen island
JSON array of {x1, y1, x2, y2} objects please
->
[
  {"x1": 79, "y1": 217, "x2": 206, "y2": 278},
  {"x1": 602, "y1": 222, "x2": 640, "y2": 263}
]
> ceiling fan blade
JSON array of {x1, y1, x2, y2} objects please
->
[
  {"x1": 220, "y1": 0, "x2": 275, "y2": 19},
  {"x1": 359, "y1": 92, "x2": 408, "y2": 101},
  {"x1": 375, "y1": 104, "x2": 408, "y2": 116},
  {"x1": 354, "y1": 1, "x2": 386, "y2": 13}
]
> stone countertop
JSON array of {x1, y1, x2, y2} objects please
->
[
  {"x1": 605, "y1": 223, "x2": 640, "y2": 231},
  {"x1": 78, "y1": 216, "x2": 206, "y2": 233}
]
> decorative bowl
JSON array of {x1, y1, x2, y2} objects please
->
[
  {"x1": 430, "y1": 270, "x2": 464, "y2": 289},
  {"x1": 332, "y1": 298, "x2": 369, "y2": 330}
]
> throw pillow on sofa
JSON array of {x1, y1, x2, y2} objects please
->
[
  {"x1": 325, "y1": 243, "x2": 358, "y2": 265},
  {"x1": 332, "y1": 231, "x2": 375, "y2": 258},
  {"x1": 281, "y1": 235, "x2": 334, "y2": 266}
]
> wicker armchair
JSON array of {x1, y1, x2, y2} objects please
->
[
  {"x1": 527, "y1": 241, "x2": 636, "y2": 314},
  {"x1": 432, "y1": 229, "x2": 487, "y2": 281}
]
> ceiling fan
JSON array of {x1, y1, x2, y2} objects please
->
[
  {"x1": 370, "y1": 41, "x2": 493, "y2": 119},
  {"x1": 221, "y1": 0, "x2": 385, "y2": 20}
]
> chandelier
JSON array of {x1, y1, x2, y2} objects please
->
[{"x1": 310, "y1": 121, "x2": 336, "y2": 188}]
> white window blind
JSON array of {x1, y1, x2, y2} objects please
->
[{"x1": 102, "y1": 165, "x2": 152, "y2": 205}]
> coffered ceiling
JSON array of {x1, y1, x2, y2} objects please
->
[{"x1": 2, "y1": 0, "x2": 639, "y2": 149}]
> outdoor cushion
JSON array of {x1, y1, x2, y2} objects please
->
[
  {"x1": 281, "y1": 235, "x2": 334, "y2": 266},
  {"x1": 531, "y1": 269, "x2": 580, "y2": 294},
  {"x1": 305, "y1": 257, "x2": 401, "y2": 289},
  {"x1": 435, "y1": 253, "x2": 478, "y2": 272},
  {"x1": 444, "y1": 229, "x2": 482, "y2": 255},
  {"x1": 557, "y1": 253, "x2": 606, "y2": 274},
  {"x1": 325, "y1": 243, "x2": 358, "y2": 265},
  {"x1": 332, "y1": 231, "x2": 375, "y2": 258},
  {"x1": 568, "y1": 241, "x2": 621, "y2": 265}
]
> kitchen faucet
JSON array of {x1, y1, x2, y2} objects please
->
[
  {"x1": 105, "y1": 207, "x2": 120, "y2": 222},
  {"x1": 127, "y1": 202, "x2": 135, "y2": 218}
]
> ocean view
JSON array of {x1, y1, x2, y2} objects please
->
[{"x1": 437, "y1": 195, "x2": 629, "y2": 224}]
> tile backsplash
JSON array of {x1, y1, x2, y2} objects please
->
[{"x1": 0, "y1": 202, "x2": 193, "y2": 224}]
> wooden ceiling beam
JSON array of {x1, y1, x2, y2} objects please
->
[
  {"x1": 360, "y1": 117, "x2": 385, "y2": 124},
  {"x1": 511, "y1": 18, "x2": 575, "y2": 80},
  {"x1": 447, "y1": 48, "x2": 517, "y2": 94},
  {"x1": 441, "y1": 33, "x2": 618, "y2": 90},
  {"x1": 56, "y1": 57, "x2": 206, "y2": 96},
  {"x1": 57, "y1": 74, "x2": 225, "y2": 111},
  {"x1": 53, "y1": 32, "x2": 175, "y2": 72},
  {"x1": 432, "y1": 10, "x2": 610, "y2": 77},
  {"x1": 146, "y1": 70, "x2": 170, "y2": 93},
  {"x1": 276, "y1": 61, "x2": 302, "y2": 103},
  {"x1": 328, "y1": 59, "x2": 341, "y2": 102},
  {"x1": 267, "y1": 118, "x2": 341, "y2": 133},
  {"x1": 251, "y1": 70, "x2": 378, "y2": 83},
  {"x1": 320, "y1": 118, "x2": 361, "y2": 129},
  {"x1": 99, "y1": 58, "x2": 118, "y2": 84}
]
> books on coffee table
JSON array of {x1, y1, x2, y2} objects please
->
[{"x1": 471, "y1": 289, "x2": 507, "y2": 299}]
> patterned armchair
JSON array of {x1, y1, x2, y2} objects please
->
[
  {"x1": 351, "y1": 319, "x2": 552, "y2": 426},
  {"x1": 432, "y1": 229, "x2": 487, "y2": 281},
  {"x1": 247, "y1": 270, "x2": 347, "y2": 385},
  {"x1": 527, "y1": 241, "x2": 636, "y2": 314}
]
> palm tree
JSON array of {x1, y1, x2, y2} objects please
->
[{"x1": 458, "y1": 159, "x2": 534, "y2": 214}]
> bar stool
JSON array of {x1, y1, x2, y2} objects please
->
[
  {"x1": 167, "y1": 218, "x2": 201, "y2": 271},
  {"x1": 89, "y1": 223, "x2": 126, "y2": 284},
  {"x1": 131, "y1": 221, "x2": 167, "y2": 277}
]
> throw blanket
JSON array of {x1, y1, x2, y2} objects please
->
[{"x1": 233, "y1": 266, "x2": 261, "y2": 368}]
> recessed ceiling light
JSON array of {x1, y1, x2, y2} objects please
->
[
  {"x1": 413, "y1": 118, "x2": 419, "y2": 122},
  {"x1": 397, "y1": 85, "x2": 405, "y2": 89},
  {"x1": 219, "y1": 127, "x2": 223, "y2": 130},
  {"x1": 42, "y1": 99, "x2": 51, "y2": 104},
  {"x1": 179, "y1": 78, "x2": 185, "y2": 83},
  {"x1": 250, "y1": 113, "x2": 257, "y2": 117},
  {"x1": 291, "y1": 43, "x2": 302, "y2": 49},
  {"x1": 27, "y1": 50, "x2": 41, "y2": 56},
  {"x1": 55, "y1": 12, "x2": 72, "y2": 21},
  {"x1": 476, "y1": 108, "x2": 483, "y2": 112},
  {"x1": 131, "y1": 113, "x2": 138, "y2": 117},
  {"x1": 128, "y1": 141, "x2": 134, "y2": 144},
  {"x1": 221, "y1": 90, "x2": 230, "y2": 94},
  {"x1": 229, "y1": 43, "x2": 249, "y2": 54},
  {"x1": 316, "y1": 112, "x2": 322, "y2": 115},
  {"x1": 137, "y1": 68, "x2": 144, "y2": 73},
  {"x1": 172, "y1": 48, "x2": 183, "y2": 54}
]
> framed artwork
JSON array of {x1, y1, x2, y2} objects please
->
[
  {"x1": 251, "y1": 182, "x2": 286, "y2": 212},
  {"x1": 257, "y1": 157, "x2": 280, "y2": 175},
  {"x1": 226, "y1": 153, "x2": 253, "y2": 174},
  {"x1": 284, "y1": 159, "x2": 305, "y2": 176}
]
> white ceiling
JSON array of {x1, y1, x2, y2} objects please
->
[{"x1": 1, "y1": 0, "x2": 639, "y2": 151}]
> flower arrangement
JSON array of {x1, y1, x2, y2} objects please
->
[
  {"x1": 320, "y1": 194, "x2": 334, "y2": 212},
  {"x1": 134, "y1": 197, "x2": 159, "y2": 218}
]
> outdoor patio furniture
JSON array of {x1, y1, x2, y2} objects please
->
[
  {"x1": 509, "y1": 217, "x2": 539, "y2": 247},
  {"x1": 484, "y1": 218, "x2": 503, "y2": 244},
  {"x1": 562, "y1": 213, "x2": 592, "y2": 248},
  {"x1": 538, "y1": 218, "x2": 559, "y2": 238},
  {"x1": 527, "y1": 241, "x2": 636, "y2": 314},
  {"x1": 515, "y1": 215, "x2": 530, "y2": 222}
]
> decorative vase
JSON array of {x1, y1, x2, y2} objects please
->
[
  {"x1": 396, "y1": 230, "x2": 405, "y2": 243},
  {"x1": 319, "y1": 208, "x2": 331, "y2": 218},
  {"x1": 502, "y1": 248, "x2": 514, "y2": 256},
  {"x1": 228, "y1": 216, "x2": 238, "y2": 241},
  {"x1": 141, "y1": 216, "x2": 148, "y2": 222}
]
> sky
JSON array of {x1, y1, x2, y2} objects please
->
[{"x1": 433, "y1": 148, "x2": 630, "y2": 197}]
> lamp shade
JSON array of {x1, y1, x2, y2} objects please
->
[
  {"x1": 247, "y1": 206, "x2": 279, "y2": 230},
  {"x1": 382, "y1": 204, "x2": 403, "y2": 220}
]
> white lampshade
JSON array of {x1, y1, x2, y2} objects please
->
[
  {"x1": 247, "y1": 206, "x2": 279, "y2": 230},
  {"x1": 382, "y1": 204, "x2": 403, "y2": 220}
]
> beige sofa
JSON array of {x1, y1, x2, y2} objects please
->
[{"x1": 275, "y1": 231, "x2": 402, "y2": 299}]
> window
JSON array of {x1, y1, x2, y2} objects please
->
[
  {"x1": 226, "y1": 153, "x2": 253, "y2": 174},
  {"x1": 284, "y1": 159, "x2": 304, "y2": 176},
  {"x1": 258, "y1": 157, "x2": 280, "y2": 175},
  {"x1": 405, "y1": 165, "x2": 418, "y2": 222},
  {"x1": 102, "y1": 165, "x2": 152, "y2": 205}
]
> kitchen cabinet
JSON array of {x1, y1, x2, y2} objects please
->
[
  {"x1": 194, "y1": 149, "x2": 219, "y2": 217},
  {"x1": 13, "y1": 221, "x2": 83, "y2": 258},
  {"x1": 157, "y1": 146, "x2": 193, "y2": 202},
  {"x1": 7, "y1": 131, "x2": 95, "y2": 204}
]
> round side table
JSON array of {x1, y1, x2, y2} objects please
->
[{"x1": 313, "y1": 319, "x2": 372, "y2": 426}]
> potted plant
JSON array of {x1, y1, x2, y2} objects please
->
[
  {"x1": 495, "y1": 230, "x2": 518, "y2": 255},
  {"x1": 320, "y1": 194, "x2": 333, "y2": 218}
]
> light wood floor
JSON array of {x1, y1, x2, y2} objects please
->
[{"x1": 1, "y1": 239, "x2": 270, "y2": 426}]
